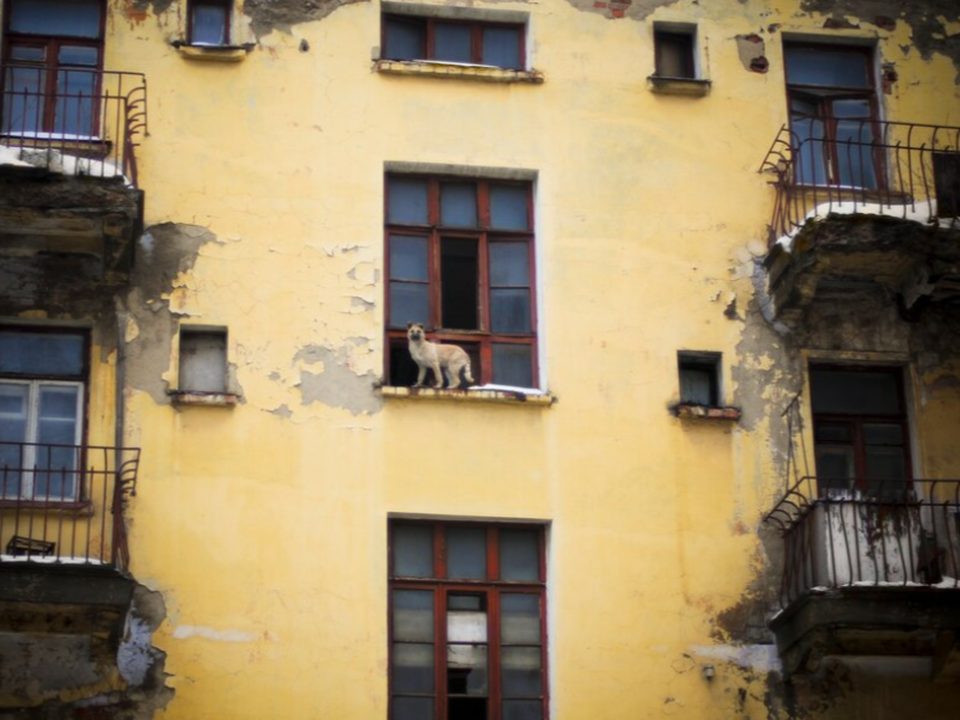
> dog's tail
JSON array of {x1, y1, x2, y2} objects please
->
[{"x1": 463, "y1": 362, "x2": 476, "y2": 386}]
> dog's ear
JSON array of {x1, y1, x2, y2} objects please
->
[{"x1": 406, "y1": 321, "x2": 413, "y2": 329}]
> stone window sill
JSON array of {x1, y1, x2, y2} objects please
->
[
  {"x1": 375, "y1": 59, "x2": 544, "y2": 84},
  {"x1": 379, "y1": 386, "x2": 556, "y2": 406},
  {"x1": 647, "y1": 75, "x2": 712, "y2": 97},
  {"x1": 169, "y1": 390, "x2": 240, "y2": 407},
  {"x1": 675, "y1": 404, "x2": 741, "y2": 421},
  {"x1": 173, "y1": 42, "x2": 254, "y2": 63}
]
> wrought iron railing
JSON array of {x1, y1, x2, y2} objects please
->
[
  {"x1": 760, "y1": 120, "x2": 960, "y2": 246},
  {"x1": 764, "y1": 477, "x2": 960, "y2": 610},
  {"x1": 0, "y1": 442, "x2": 140, "y2": 571},
  {"x1": 0, "y1": 64, "x2": 148, "y2": 187}
]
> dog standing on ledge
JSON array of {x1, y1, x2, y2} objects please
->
[{"x1": 407, "y1": 322, "x2": 475, "y2": 389}]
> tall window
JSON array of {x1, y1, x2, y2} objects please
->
[
  {"x1": 784, "y1": 43, "x2": 880, "y2": 188},
  {"x1": 382, "y1": 14, "x2": 524, "y2": 70},
  {"x1": 385, "y1": 174, "x2": 538, "y2": 388},
  {"x1": 389, "y1": 521, "x2": 548, "y2": 720},
  {"x1": 0, "y1": 329, "x2": 87, "y2": 501},
  {"x1": 1, "y1": 0, "x2": 104, "y2": 137},
  {"x1": 810, "y1": 366, "x2": 911, "y2": 497}
]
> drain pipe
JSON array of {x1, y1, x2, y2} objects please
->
[{"x1": 115, "y1": 306, "x2": 127, "y2": 451}]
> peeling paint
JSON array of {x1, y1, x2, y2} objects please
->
[
  {"x1": 295, "y1": 345, "x2": 383, "y2": 415},
  {"x1": 565, "y1": 0, "x2": 680, "y2": 22},
  {"x1": 242, "y1": 0, "x2": 369, "y2": 39},
  {"x1": 171, "y1": 625, "x2": 260, "y2": 642}
]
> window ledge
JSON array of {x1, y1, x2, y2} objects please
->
[
  {"x1": 675, "y1": 404, "x2": 741, "y2": 421},
  {"x1": 169, "y1": 390, "x2": 240, "y2": 407},
  {"x1": 0, "y1": 501, "x2": 93, "y2": 516},
  {"x1": 647, "y1": 75, "x2": 712, "y2": 97},
  {"x1": 379, "y1": 385, "x2": 556, "y2": 406},
  {"x1": 172, "y1": 42, "x2": 254, "y2": 62},
  {"x1": 375, "y1": 59, "x2": 544, "y2": 84}
]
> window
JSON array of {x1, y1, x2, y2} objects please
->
[
  {"x1": 810, "y1": 366, "x2": 911, "y2": 497},
  {"x1": 1, "y1": 0, "x2": 104, "y2": 138},
  {"x1": 784, "y1": 43, "x2": 880, "y2": 188},
  {"x1": 178, "y1": 328, "x2": 228, "y2": 392},
  {"x1": 389, "y1": 521, "x2": 548, "y2": 720},
  {"x1": 189, "y1": 0, "x2": 231, "y2": 46},
  {"x1": 654, "y1": 24, "x2": 696, "y2": 79},
  {"x1": 382, "y1": 14, "x2": 524, "y2": 69},
  {"x1": 0, "y1": 329, "x2": 87, "y2": 501},
  {"x1": 677, "y1": 351, "x2": 720, "y2": 406},
  {"x1": 385, "y1": 174, "x2": 537, "y2": 388}
]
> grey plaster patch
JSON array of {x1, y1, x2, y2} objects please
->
[
  {"x1": 563, "y1": 0, "x2": 680, "y2": 21},
  {"x1": 350, "y1": 296, "x2": 375, "y2": 311},
  {"x1": 267, "y1": 404, "x2": 294, "y2": 419},
  {"x1": 243, "y1": 0, "x2": 369, "y2": 39},
  {"x1": 297, "y1": 346, "x2": 383, "y2": 415}
]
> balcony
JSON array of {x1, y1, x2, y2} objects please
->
[
  {"x1": 759, "y1": 121, "x2": 960, "y2": 324},
  {"x1": 764, "y1": 477, "x2": 960, "y2": 678}
]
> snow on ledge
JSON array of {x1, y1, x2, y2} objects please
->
[
  {"x1": 0, "y1": 143, "x2": 128, "y2": 184},
  {"x1": 0, "y1": 553, "x2": 105, "y2": 565}
]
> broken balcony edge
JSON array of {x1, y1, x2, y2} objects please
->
[
  {"x1": 168, "y1": 390, "x2": 241, "y2": 407},
  {"x1": 379, "y1": 385, "x2": 556, "y2": 406},
  {"x1": 674, "y1": 403, "x2": 742, "y2": 421}
]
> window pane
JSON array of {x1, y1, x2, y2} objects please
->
[
  {"x1": 394, "y1": 526, "x2": 435, "y2": 578},
  {"x1": 435, "y1": 23, "x2": 472, "y2": 63},
  {"x1": 0, "y1": 332, "x2": 84, "y2": 376},
  {"x1": 503, "y1": 700, "x2": 543, "y2": 720},
  {"x1": 447, "y1": 527, "x2": 486, "y2": 579},
  {"x1": 192, "y1": 4, "x2": 228, "y2": 45},
  {"x1": 10, "y1": 46, "x2": 46, "y2": 62},
  {"x1": 440, "y1": 239, "x2": 479, "y2": 331},
  {"x1": 816, "y1": 445, "x2": 855, "y2": 495},
  {"x1": 489, "y1": 185, "x2": 529, "y2": 230},
  {"x1": 9, "y1": 0, "x2": 102, "y2": 38},
  {"x1": 810, "y1": 370, "x2": 901, "y2": 415},
  {"x1": 2, "y1": 66, "x2": 46, "y2": 135},
  {"x1": 0, "y1": 441, "x2": 24, "y2": 498},
  {"x1": 482, "y1": 26, "x2": 521, "y2": 69},
  {"x1": 490, "y1": 289, "x2": 531, "y2": 333},
  {"x1": 389, "y1": 283, "x2": 429, "y2": 329},
  {"x1": 499, "y1": 530, "x2": 539, "y2": 581},
  {"x1": 679, "y1": 366, "x2": 713, "y2": 405},
  {"x1": 59, "y1": 46, "x2": 98, "y2": 66},
  {"x1": 865, "y1": 447, "x2": 907, "y2": 482},
  {"x1": 836, "y1": 118, "x2": 877, "y2": 188},
  {"x1": 55, "y1": 70, "x2": 96, "y2": 136},
  {"x1": 492, "y1": 344, "x2": 533, "y2": 388},
  {"x1": 817, "y1": 423, "x2": 852, "y2": 442},
  {"x1": 393, "y1": 697, "x2": 434, "y2": 720},
  {"x1": 39, "y1": 385, "x2": 79, "y2": 422},
  {"x1": 393, "y1": 643, "x2": 435, "y2": 693},
  {"x1": 863, "y1": 424, "x2": 903, "y2": 445},
  {"x1": 390, "y1": 236, "x2": 429, "y2": 281},
  {"x1": 501, "y1": 647, "x2": 542, "y2": 697},
  {"x1": 447, "y1": 600, "x2": 487, "y2": 643},
  {"x1": 447, "y1": 644, "x2": 488, "y2": 695},
  {"x1": 490, "y1": 242, "x2": 529, "y2": 287},
  {"x1": 0, "y1": 383, "x2": 28, "y2": 492},
  {"x1": 785, "y1": 47, "x2": 870, "y2": 88},
  {"x1": 385, "y1": 18, "x2": 425, "y2": 61},
  {"x1": 388, "y1": 177, "x2": 429, "y2": 225},
  {"x1": 790, "y1": 115, "x2": 828, "y2": 186},
  {"x1": 501, "y1": 594, "x2": 541, "y2": 644},
  {"x1": 179, "y1": 331, "x2": 227, "y2": 393},
  {"x1": 393, "y1": 590, "x2": 435, "y2": 641},
  {"x1": 440, "y1": 183, "x2": 477, "y2": 227}
]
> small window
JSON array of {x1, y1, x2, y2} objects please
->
[
  {"x1": 654, "y1": 25, "x2": 696, "y2": 79},
  {"x1": 178, "y1": 328, "x2": 228, "y2": 392},
  {"x1": 190, "y1": 0, "x2": 231, "y2": 46},
  {"x1": 678, "y1": 351, "x2": 720, "y2": 406},
  {"x1": 382, "y1": 14, "x2": 524, "y2": 69}
]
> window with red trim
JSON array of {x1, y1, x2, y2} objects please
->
[
  {"x1": 389, "y1": 521, "x2": 548, "y2": 720},
  {"x1": 385, "y1": 174, "x2": 538, "y2": 388},
  {"x1": 382, "y1": 14, "x2": 524, "y2": 70}
]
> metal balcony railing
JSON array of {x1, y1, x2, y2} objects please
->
[
  {"x1": 760, "y1": 120, "x2": 960, "y2": 246},
  {"x1": 764, "y1": 477, "x2": 960, "y2": 610},
  {"x1": 0, "y1": 64, "x2": 148, "y2": 187},
  {"x1": 0, "y1": 442, "x2": 140, "y2": 571}
]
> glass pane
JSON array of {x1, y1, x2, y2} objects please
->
[
  {"x1": 501, "y1": 594, "x2": 541, "y2": 644},
  {"x1": 817, "y1": 423, "x2": 851, "y2": 442},
  {"x1": 440, "y1": 239, "x2": 479, "y2": 330},
  {"x1": 39, "y1": 386, "x2": 79, "y2": 422},
  {"x1": 816, "y1": 445, "x2": 855, "y2": 495},
  {"x1": 389, "y1": 283, "x2": 429, "y2": 329},
  {"x1": 0, "y1": 332, "x2": 85, "y2": 376},
  {"x1": 393, "y1": 643, "x2": 435, "y2": 693},
  {"x1": 0, "y1": 441, "x2": 24, "y2": 498},
  {"x1": 679, "y1": 367, "x2": 713, "y2": 405},
  {"x1": 790, "y1": 116, "x2": 827, "y2": 185},
  {"x1": 2, "y1": 66, "x2": 46, "y2": 135},
  {"x1": 9, "y1": 0, "x2": 102, "y2": 38},
  {"x1": 11, "y1": 46, "x2": 45, "y2": 62},
  {"x1": 490, "y1": 289, "x2": 531, "y2": 333},
  {"x1": 385, "y1": 18, "x2": 425, "y2": 61},
  {"x1": 390, "y1": 236, "x2": 429, "y2": 281},
  {"x1": 836, "y1": 119, "x2": 877, "y2": 188},
  {"x1": 393, "y1": 697, "x2": 434, "y2": 720},
  {"x1": 0, "y1": 384, "x2": 29, "y2": 426},
  {"x1": 785, "y1": 47, "x2": 870, "y2": 88},
  {"x1": 492, "y1": 344, "x2": 534, "y2": 388},
  {"x1": 499, "y1": 530, "x2": 539, "y2": 581},
  {"x1": 192, "y1": 4, "x2": 228, "y2": 45},
  {"x1": 865, "y1": 447, "x2": 907, "y2": 482},
  {"x1": 179, "y1": 332, "x2": 227, "y2": 393},
  {"x1": 55, "y1": 70, "x2": 96, "y2": 136},
  {"x1": 864, "y1": 424, "x2": 903, "y2": 445},
  {"x1": 388, "y1": 177, "x2": 429, "y2": 225},
  {"x1": 482, "y1": 26, "x2": 521, "y2": 69},
  {"x1": 447, "y1": 604, "x2": 487, "y2": 644},
  {"x1": 490, "y1": 243, "x2": 529, "y2": 287},
  {"x1": 501, "y1": 647, "x2": 542, "y2": 697},
  {"x1": 440, "y1": 183, "x2": 477, "y2": 227},
  {"x1": 447, "y1": 527, "x2": 486, "y2": 579},
  {"x1": 59, "y1": 46, "x2": 98, "y2": 66},
  {"x1": 810, "y1": 370, "x2": 901, "y2": 415},
  {"x1": 394, "y1": 526, "x2": 435, "y2": 578},
  {"x1": 33, "y1": 442, "x2": 78, "y2": 500},
  {"x1": 503, "y1": 700, "x2": 543, "y2": 720},
  {"x1": 393, "y1": 590, "x2": 435, "y2": 641},
  {"x1": 489, "y1": 185, "x2": 529, "y2": 230},
  {"x1": 435, "y1": 23, "x2": 472, "y2": 63},
  {"x1": 447, "y1": 644, "x2": 488, "y2": 695}
]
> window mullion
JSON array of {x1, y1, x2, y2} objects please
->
[
  {"x1": 426, "y1": 18, "x2": 436, "y2": 60},
  {"x1": 472, "y1": 23, "x2": 482, "y2": 65},
  {"x1": 488, "y1": 589, "x2": 502, "y2": 720}
]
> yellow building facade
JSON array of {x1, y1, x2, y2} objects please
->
[{"x1": 1, "y1": 0, "x2": 960, "y2": 718}]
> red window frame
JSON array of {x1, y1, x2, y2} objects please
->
[
  {"x1": 188, "y1": 0, "x2": 232, "y2": 46},
  {"x1": 381, "y1": 14, "x2": 526, "y2": 69},
  {"x1": 384, "y1": 174, "x2": 539, "y2": 387},
  {"x1": 389, "y1": 521, "x2": 549, "y2": 720}
]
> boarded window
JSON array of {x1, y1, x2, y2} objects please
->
[{"x1": 179, "y1": 329, "x2": 227, "y2": 393}]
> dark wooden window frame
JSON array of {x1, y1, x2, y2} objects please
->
[
  {"x1": 382, "y1": 14, "x2": 526, "y2": 69},
  {"x1": 653, "y1": 26, "x2": 696, "y2": 79},
  {"x1": 188, "y1": 0, "x2": 232, "y2": 46},
  {"x1": 784, "y1": 42, "x2": 884, "y2": 190},
  {"x1": 384, "y1": 174, "x2": 538, "y2": 387},
  {"x1": 388, "y1": 521, "x2": 549, "y2": 720}
]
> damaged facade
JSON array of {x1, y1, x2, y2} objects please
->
[{"x1": 1, "y1": 0, "x2": 960, "y2": 718}]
